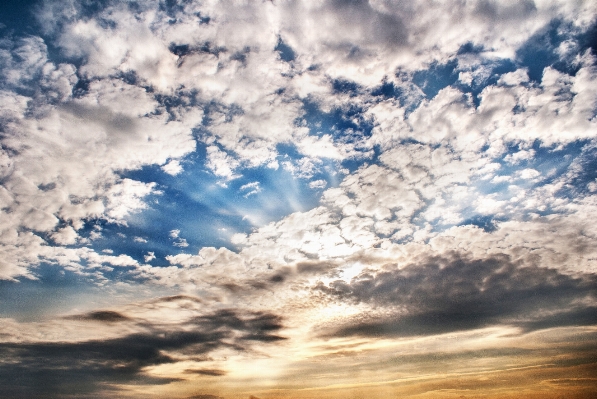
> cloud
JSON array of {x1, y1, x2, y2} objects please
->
[
  {"x1": 65, "y1": 310, "x2": 130, "y2": 322},
  {"x1": 0, "y1": 79, "x2": 198, "y2": 279},
  {"x1": 170, "y1": 229, "x2": 189, "y2": 248},
  {"x1": 240, "y1": 181, "x2": 261, "y2": 198},
  {"x1": 308, "y1": 179, "x2": 327, "y2": 190},
  {"x1": 184, "y1": 368, "x2": 226, "y2": 377},
  {"x1": 1, "y1": 1, "x2": 597, "y2": 396},
  {"x1": 162, "y1": 159, "x2": 184, "y2": 176},
  {"x1": 205, "y1": 145, "x2": 241, "y2": 181},
  {"x1": 50, "y1": 226, "x2": 78, "y2": 245},
  {"x1": 0, "y1": 0, "x2": 595, "y2": 283},
  {"x1": 144, "y1": 251, "x2": 156, "y2": 263},
  {"x1": 504, "y1": 149, "x2": 536, "y2": 164},
  {"x1": 0, "y1": 299, "x2": 286, "y2": 397},
  {"x1": 317, "y1": 253, "x2": 597, "y2": 338}
]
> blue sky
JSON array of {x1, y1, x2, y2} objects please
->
[{"x1": 0, "y1": 1, "x2": 596, "y2": 398}]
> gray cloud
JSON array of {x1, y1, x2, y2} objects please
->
[
  {"x1": 184, "y1": 368, "x2": 227, "y2": 376},
  {"x1": 0, "y1": 307, "x2": 285, "y2": 398},
  {"x1": 296, "y1": 260, "x2": 339, "y2": 274},
  {"x1": 316, "y1": 253, "x2": 597, "y2": 338},
  {"x1": 473, "y1": 0, "x2": 537, "y2": 21},
  {"x1": 326, "y1": 0, "x2": 408, "y2": 49},
  {"x1": 65, "y1": 310, "x2": 130, "y2": 322}
]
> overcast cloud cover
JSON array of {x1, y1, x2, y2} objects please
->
[{"x1": 0, "y1": 0, "x2": 596, "y2": 398}]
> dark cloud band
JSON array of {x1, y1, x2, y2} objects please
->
[{"x1": 316, "y1": 254, "x2": 597, "y2": 338}]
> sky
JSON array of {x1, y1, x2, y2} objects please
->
[{"x1": 0, "y1": 0, "x2": 596, "y2": 398}]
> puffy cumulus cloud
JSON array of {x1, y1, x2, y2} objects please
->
[
  {"x1": 324, "y1": 164, "x2": 423, "y2": 229},
  {"x1": 105, "y1": 179, "x2": 157, "y2": 221},
  {"x1": 368, "y1": 59, "x2": 597, "y2": 156},
  {"x1": 35, "y1": 0, "x2": 307, "y2": 179},
  {"x1": 162, "y1": 159, "x2": 183, "y2": 176},
  {"x1": 50, "y1": 226, "x2": 78, "y2": 245},
  {"x1": 428, "y1": 202, "x2": 597, "y2": 274},
  {"x1": 11, "y1": 1, "x2": 593, "y2": 183},
  {"x1": 277, "y1": 0, "x2": 557, "y2": 83},
  {"x1": 0, "y1": 38, "x2": 201, "y2": 279},
  {"x1": 23, "y1": 0, "x2": 595, "y2": 189},
  {"x1": 0, "y1": 36, "x2": 49, "y2": 88},
  {"x1": 205, "y1": 145, "x2": 241, "y2": 181},
  {"x1": 5, "y1": 0, "x2": 590, "y2": 280},
  {"x1": 141, "y1": 130, "x2": 597, "y2": 293}
]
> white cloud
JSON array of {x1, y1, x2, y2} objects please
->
[
  {"x1": 497, "y1": 69, "x2": 530, "y2": 86},
  {"x1": 173, "y1": 239, "x2": 189, "y2": 248},
  {"x1": 296, "y1": 134, "x2": 344, "y2": 160},
  {"x1": 169, "y1": 229, "x2": 189, "y2": 248},
  {"x1": 51, "y1": 226, "x2": 78, "y2": 245},
  {"x1": 144, "y1": 251, "x2": 156, "y2": 263},
  {"x1": 205, "y1": 145, "x2": 241, "y2": 180},
  {"x1": 309, "y1": 180, "x2": 327, "y2": 190},
  {"x1": 517, "y1": 168, "x2": 541, "y2": 180},
  {"x1": 0, "y1": 40, "x2": 200, "y2": 278},
  {"x1": 105, "y1": 179, "x2": 156, "y2": 222},
  {"x1": 240, "y1": 181, "x2": 261, "y2": 198},
  {"x1": 491, "y1": 175, "x2": 512, "y2": 184},
  {"x1": 504, "y1": 149, "x2": 535, "y2": 164},
  {"x1": 162, "y1": 159, "x2": 183, "y2": 176},
  {"x1": 475, "y1": 196, "x2": 507, "y2": 215},
  {"x1": 0, "y1": 0, "x2": 594, "y2": 297}
]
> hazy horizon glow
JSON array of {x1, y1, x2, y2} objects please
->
[{"x1": 0, "y1": 0, "x2": 596, "y2": 398}]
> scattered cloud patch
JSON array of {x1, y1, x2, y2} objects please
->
[
  {"x1": 240, "y1": 181, "x2": 261, "y2": 198},
  {"x1": 162, "y1": 159, "x2": 184, "y2": 175}
]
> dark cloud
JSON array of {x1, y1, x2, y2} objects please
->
[
  {"x1": 155, "y1": 294, "x2": 203, "y2": 303},
  {"x1": 193, "y1": 309, "x2": 286, "y2": 342},
  {"x1": 65, "y1": 310, "x2": 130, "y2": 322},
  {"x1": 316, "y1": 253, "x2": 597, "y2": 338},
  {"x1": 268, "y1": 267, "x2": 292, "y2": 284},
  {"x1": 296, "y1": 260, "x2": 338, "y2": 274},
  {"x1": 0, "y1": 308, "x2": 285, "y2": 398},
  {"x1": 184, "y1": 368, "x2": 226, "y2": 376},
  {"x1": 186, "y1": 395, "x2": 223, "y2": 399},
  {"x1": 168, "y1": 41, "x2": 227, "y2": 59},
  {"x1": 60, "y1": 103, "x2": 138, "y2": 137}
]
